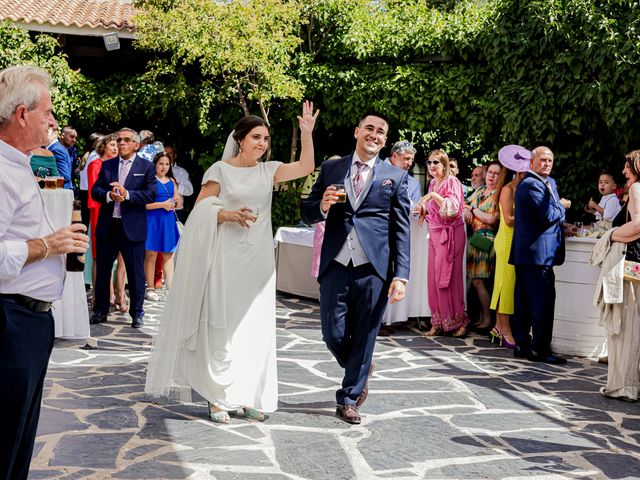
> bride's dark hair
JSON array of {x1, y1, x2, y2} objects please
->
[{"x1": 232, "y1": 115, "x2": 269, "y2": 144}]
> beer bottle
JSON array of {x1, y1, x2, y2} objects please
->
[{"x1": 66, "y1": 200, "x2": 85, "y2": 272}]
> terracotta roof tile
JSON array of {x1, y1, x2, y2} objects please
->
[{"x1": 0, "y1": 0, "x2": 136, "y2": 32}]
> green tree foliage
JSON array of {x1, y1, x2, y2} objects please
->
[
  {"x1": 0, "y1": 21, "x2": 97, "y2": 128},
  {"x1": 133, "y1": 0, "x2": 304, "y2": 125}
]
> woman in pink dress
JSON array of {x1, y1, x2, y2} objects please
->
[{"x1": 418, "y1": 150, "x2": 468, "y2": 337}]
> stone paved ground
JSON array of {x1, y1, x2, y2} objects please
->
[{"x1": 30, "y1": 293, "x2": 640, "y2": 480}]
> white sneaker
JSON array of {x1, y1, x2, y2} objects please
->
[{"x1": 145, "y1": 289, "x2": 159, "y2": 301}]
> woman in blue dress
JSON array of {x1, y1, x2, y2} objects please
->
[{"x1": 145, "y1": 151, "x2": 180, "y2": 300}]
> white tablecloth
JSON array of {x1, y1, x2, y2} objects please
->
[
  {"x1": 274, "y1": 227, "x2": 320, "y2": 299},
  {"x1": 383, "y1": 215, "x2": 431, "y2": 324},
  {"x1": 42, "y1": 189, "x2": 90, "y2": 339}
]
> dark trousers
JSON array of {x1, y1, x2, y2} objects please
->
[
  {"x1": 319, "y1": 261, "x2": 388, "y2": 405},
  {"x1": 95, "y1": 220, "x2": 146, "y2": 319},
  {"x1": 513, "y1": 265, "x2": 556, "y2": 354},
  {"x1": 0, "y1": 299, "x2": 54, "y2": 480}
]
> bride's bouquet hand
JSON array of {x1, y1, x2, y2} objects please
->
[{"x1": 297, "y1": 100, "x2": 320, "y2": 135}]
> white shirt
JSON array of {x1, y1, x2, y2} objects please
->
[
  {"x1": 0, "y1": 140, "x2": 65, "y2": 302},
  {"x1": 172, "y1": 163, "x2": 193, "y2": 207},
  {"x1": 79, "y1": 150, "x2": 100, "y2": 191},
  {"x1": 596, "y1": 193, "x2": 622, "y2": 222}
]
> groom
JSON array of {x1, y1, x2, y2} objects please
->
[{"x1": 301, "y1": 113, "x2": 411, "y2": 424}]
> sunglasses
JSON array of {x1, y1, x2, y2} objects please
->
[
  {"x1": 426, "y1": 160, "x2": 441, "y2": 165},
  {"x1": 116, "y1": 137, "x2": 134, "y2": 143}
]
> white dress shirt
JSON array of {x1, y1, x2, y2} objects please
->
[
  {"x1": 0, "y1": 140, "x2": 65, "y2": 302},
  {"x1": 172, "y1": 163, "x2": 193, "y2": 210},
  {"x1": 79, "y1": 150, "x2": 100, "y2": 191}
]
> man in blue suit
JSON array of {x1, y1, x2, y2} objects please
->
[
  {"x1": 301, "y1": 113, "x2": 411, "y2": 424},
  {"x1": 510, "y1": 146, "x2": 571, "y2": 364},
  {"x1": 90, "y1": 128, "x2": 156, "y2": 328},
  {"x1": 48, "y1": 126, "x2": 73, "y2": 190}
]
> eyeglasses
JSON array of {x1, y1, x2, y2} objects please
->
[
  {"x1": 426, "y1": 160, "x2": 441, "y2": 165},
  {"x1": 116, "y1": 137, "x2": 133, "y2": 143}
]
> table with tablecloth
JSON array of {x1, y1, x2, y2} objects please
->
[
  {"x1": 41, "y1": 189, "x2": 90, "y2": 339},
  {"x1": 383, "y1": 214, "x2": 432, "y2": 325},
  {"x1": 274, "y1": 226, "x2": 319, "y2": 299}
]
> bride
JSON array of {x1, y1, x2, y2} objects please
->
[{"x1": 145, "y1": 101, "x2": 319, "y2": 423}]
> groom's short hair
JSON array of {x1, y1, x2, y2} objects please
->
[{"x1": 358, "y1": 111, "x2": 389, "y2": 128}]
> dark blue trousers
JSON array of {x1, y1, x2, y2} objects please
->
[
  {"x1": 513, "y1": 265, "x2": 556, "y2": 355},
  {"x1": 94, "y1": 220, "x2": 146, "y2": 319},
  {"x1": 0, "y1": 298, "x2": 54, "y2": 480},
  {"x1": 319, "y1": 261, "x2": 388, "y2": 405}
]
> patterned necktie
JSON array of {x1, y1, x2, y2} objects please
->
[
  {"x1": 353, "y1": 161, "x2": 367, "y2": 198},
  {"x1": 114, "y1": 160, "x2": 130, "y2": 218}
]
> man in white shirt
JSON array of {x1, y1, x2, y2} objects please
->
[
  {"x1": 164, "y1": 145, "x2": 193, "y2": 223},
  {"x1": 0, "y1": 65, "x2": 89, "y2": 480}
]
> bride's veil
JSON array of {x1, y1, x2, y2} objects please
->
[
  {"x1": 221, "y1": 131, "x2": 238, "y2": 161},
  {"x1": 144, "y1": 134, "x2": 230, "y2": 402}
]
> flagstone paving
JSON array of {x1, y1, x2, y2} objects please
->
[{"x1": 30, "y1": 293, "x2": 640, "y2": 479}]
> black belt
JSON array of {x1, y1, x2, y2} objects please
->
[{"x1": 0, "y1": 293, "x2": 53, "y2": 313}]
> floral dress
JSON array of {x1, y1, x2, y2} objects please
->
[{"x1": 467, "y1": 185, "x2": 498, "y2": 279}]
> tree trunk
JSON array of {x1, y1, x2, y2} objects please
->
[{"x1": 237, "y1": 80, "x2": 250, "y2": 117}]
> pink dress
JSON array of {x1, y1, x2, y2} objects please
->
[
  {"x1": 310, "y1": 221, "x2": 325, "y2": 278},
  {"x1": 426, "y1": 176, "x2": 468, "y2": 332}
]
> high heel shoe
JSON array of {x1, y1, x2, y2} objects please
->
[
  {"x1": 499, "y1": 333, "x2": 516, "y2": 349},
  {"x1": 489, "y1": 328, "x2": 502, "y2": 345}
]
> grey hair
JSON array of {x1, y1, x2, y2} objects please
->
[
  {"x1": 119, "y1": 127, "x2": 140, "y2": 144},
  {"x1": 0, "y1": 65, "x2": 52, "y2": 127},
  {"x1": 391, "y1": 140, "x2": 416, "y2": 156},
  {"x1": 531, "y1": 145, "x2": 554, "y2": 160},
  {"x1": 139, "y1": 129, "x2": 154, "y2": 145}
]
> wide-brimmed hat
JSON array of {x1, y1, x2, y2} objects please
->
[{"x1": 498, "y1": 145, "x2": 531, "y2": 172}]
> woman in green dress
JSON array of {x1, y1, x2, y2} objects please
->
[{"x1": 30, "y1": 146, "x2": 59, "y2": 180}]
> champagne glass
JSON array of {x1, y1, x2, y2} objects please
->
[{"x1": 238, "y1": 207, "x2": 260, "y2": 245}]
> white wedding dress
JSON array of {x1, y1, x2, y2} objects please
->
[{"x1": 145, "y1": 159, "x2": 282, "y2": 413}]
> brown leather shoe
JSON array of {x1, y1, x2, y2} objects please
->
[
  {"x1": 335, "y1": 404, "x2": 361, "y2": 424},
  {"x1": 356, "y1": 362, "x2": 375, "y2": 409}
]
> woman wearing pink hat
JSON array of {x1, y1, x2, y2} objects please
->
[{"x1": 489, "y1": 145, "x2": 531, "y2": 348}]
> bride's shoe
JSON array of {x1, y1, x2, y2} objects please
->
[
  {"x1": 207, "y1": 402, "x2": 231, "y2": 424},
  {"x1": 232, "y1": 407, "x2": 269, "y2": 422}
]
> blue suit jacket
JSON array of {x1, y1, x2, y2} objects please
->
[
  {"x1": 48, "y1": 140, "x2": 72, "y2": 189},
  {"x1": 91, "y1": 155, "x2": 157, "y2": 242},
  {"x1": 510, "y1": 172, "x2": 566, "y2": 266},
  {"x1": 301, "y1": 155, "x2": 411, "y2": 281}
]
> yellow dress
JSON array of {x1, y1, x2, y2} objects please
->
[{"x1": 490, "y1": 203, "x2": 515, "y2": 314}]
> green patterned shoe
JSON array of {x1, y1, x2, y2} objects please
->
[{"x1": 242, "y1": 407, "x2": 269, "y2": 422}]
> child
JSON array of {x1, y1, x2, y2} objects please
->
[
  {"x1": 144, "y1": 152, "x2": 181, "y2": 300},
  {"x1": 586, "y1": 171, "x2": 622, "y2": 222}
]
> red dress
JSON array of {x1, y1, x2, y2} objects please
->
[{"x1": 87, "y1": 158, "x2": 104, "y2": 259}]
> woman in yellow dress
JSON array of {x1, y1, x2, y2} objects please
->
[{"x1": 490, "y1": 146, "x2": 531, "y2": 348}]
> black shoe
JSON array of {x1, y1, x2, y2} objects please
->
[
  {"x1": 513, "y1": 345, "x2": 530, "y2": 359},
  {"x1": 90, "y1": 313, "x2": 107, "y2": 324},
  {"x1": 131, "y1": 317, "x2": 144, "y2": 328},
  {"x1": 528, "y1": 351, "x2": 567, "y2": 365}
]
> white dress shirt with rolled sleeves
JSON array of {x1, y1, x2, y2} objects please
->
[
  {"x1": 0, "y1": 140, "x2": 65, "y2": 302},
  {"x1": 172, "y1": 163, "x2": 193, "y2": 210}
]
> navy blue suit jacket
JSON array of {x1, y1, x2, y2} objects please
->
[
  {"x1": 510, "y1": 172, "x2": 565, "y2": 266},
  {"x1": 301, "y1": 155, "x2": 411, "y2": 281},
  {"x1": 91, "y1": 155, "x2": 156, "y2": 242}
]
